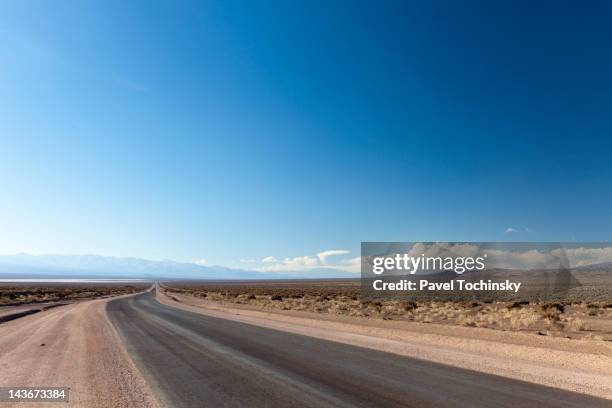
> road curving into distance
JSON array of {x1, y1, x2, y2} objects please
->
[{"x1": 106, "y1": 290, "x2": 610, "y2": 408}]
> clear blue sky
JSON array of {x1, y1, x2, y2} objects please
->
[{"x1": 1, "y1": 1, "x2": 611, "y2": 271}]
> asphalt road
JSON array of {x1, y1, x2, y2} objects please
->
[{"x1": 106, "y1": 291, "x2": 610, "y2": 408}]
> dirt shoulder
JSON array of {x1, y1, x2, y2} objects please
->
[
  {"x1": 0, "y1": 295, "x2": 159, "y2": 408},
  {"x1": 158, "y1": 288, "x2": 612, "y2": 400}
]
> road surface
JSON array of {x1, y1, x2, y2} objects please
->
[{"x1": 107, "y1": 290, "x2": 610, "y2": 408}]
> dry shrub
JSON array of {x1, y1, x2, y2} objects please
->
[
  {"x1": 507, "y1": 300, "x2": 529, "y2": 310},
  {"x1": 0, "y1": 284, "x2": 147, "y2": 305},
  {"x1": 329, "y1": 301, "x2": 349, "y2": 314},
  {"x1": 207, "y1": 292, "x2": 224, "y2": 301},
  {"x1": 586, "y1": 302, "x2": 601, "y2": 309},
  {"x1": 458, "y1": 314, "x2": 477, "y2": 327},
  {"x1": 566, "y1": 318, "x2": 587, "y2": 331},
  {"x1": 588, "y1": 309, "x2": 599, "y2": 316},
  {"x1": 399, "y1": 301, "x2": 417, "y2": 311},
  {"x1": 541, "y1": 303, "x2": 565, "y2": 321},
  {"x1": 164, "y1": 283, "x2": 611, "y2": 339}
]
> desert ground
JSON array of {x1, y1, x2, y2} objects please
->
[
  {"x1": 0, "y1": 284, "x2": 157, "y2": 408},
  {"x1": 0, "y1": 283, "x2": 148, "y2": 324},
  {"x1": 161, "y1": 279, "x2": 612, "y2": 341},
  {"x1": 0, "y1": 283, "x2": 147, "y2": 306},
  {"x1": 0, "y1": 281, "x2": 610, "y2": 407}
]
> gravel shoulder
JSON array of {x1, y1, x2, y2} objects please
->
[
  {"x1": 0, "y1": 295, "x2": 159, "y2": 408},
  {"x1": 158, "y1": 288, "x2": 612, "y2": 400}
]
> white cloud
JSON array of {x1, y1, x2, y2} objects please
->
[
  {"x1": 337, "y1": 256, "x2": 361, "y2": 273},
  {"x1": 253, "y1": 244, "x2": 612, "y2": 275},
  {"x1": 255, "y1": 250, "x2": 359, "y2": 274},
  {"x1": 505, "y1": 227, "x2": 517, "y2": 234},
  {"x1": 193, "y1": 258, "x2": 207, "y2": 265},
  {"x1": 258, "y1": 255, "x2": 320, "y2": 272},
  {"x1": 256, "y1": 255, "x2": 318, "y2": 272},
  {"x1": 282, "y1": 255, "x2": 318, "y2": 269},
  {"x1": 317, "y1": 249, "x2": 350, "y2": 264},
  {"x1": 563, "y1": 247, "x2": 612, "y2": 267}
]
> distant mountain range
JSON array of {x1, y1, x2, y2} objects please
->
[
  {"x1": 0, "y1": 254, "x2": 357, "y2": 280},
  {"x1": 574, "y1": 261, "x2": 612, "y2": 270}
]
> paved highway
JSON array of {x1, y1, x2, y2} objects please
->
[{"x1": 106, "y1": 291, "x2": 610, "y2": 408}]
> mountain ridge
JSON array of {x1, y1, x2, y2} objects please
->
[{"x1": 0, "y1": 254, "x2": 357, "y2": 280}]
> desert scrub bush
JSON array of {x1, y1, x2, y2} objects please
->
[
  {"x1": 313, "y1": 301, "x2": 328, "y2": 312},
  {"x1": 586, "y1": 303, "x2": 601, "y2": 316},
  {"x1": 507, "y1": 300, "x2": 529, "y2": 310},
  {"x1": 505, "y1": 309, "x2": 540, "y2": 331},
  {"x1": 235, "y1": 293, "x2": 256, "y2": 304},
  {"x1": 348, "y1": 308, "x2": 368, "y2": 317},
  {"x1": 458, "y1": 314, "x2": 477, "y2": 327},
  {"x1": 329, "y1": 301, "x2": 350, "y2": 314},
  {"x1": 381, "y1": 304, "x2": 405, "y2": 317},
  {"x1": 398, "y1": 301, "x2": 417, "y2": 311},
  {"x1": 541, "y1": 302, "x2": 565, "y2": 321},
  {"x1": 207, "y1": 292, "x2": 224, "y2": 301},
  {"x1": 566, "y1": 318, "x2": 587, "y2": 332},
  {"x1": 0, "y1": 285, "x2": 147, "y2": 305}
]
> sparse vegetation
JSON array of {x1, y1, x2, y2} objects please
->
[
  {"x1": 0, "y1": 283, "x2": 148, "y2": 306},
  {"x1": 541, "y1": 302, "x2": 565, "y2": 321},
  {"x1": 163, "y1": 281, "x2": 612, "y2": 341}
]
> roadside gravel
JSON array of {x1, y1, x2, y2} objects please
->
[{"x1": 0, "y1": 297, "x2": 159, "y2": 408}]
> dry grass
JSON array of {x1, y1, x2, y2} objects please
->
[{"x1": 163, "y1": 281, "x2": 612, "y2": 341}]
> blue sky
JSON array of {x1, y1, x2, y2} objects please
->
[{"x1": 1, "y1": 1, "x2": 611, "y2": 273}]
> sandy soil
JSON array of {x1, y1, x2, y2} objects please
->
[
  {"x1": 0, "y1": 304, "x2": 43, "y2": 318},
  {"x1": 158, "y1": 288, "x2": 612, "y2": 400},
  {"x1": 0, "y1": 296, "x2": 159, "y2": 408}
]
